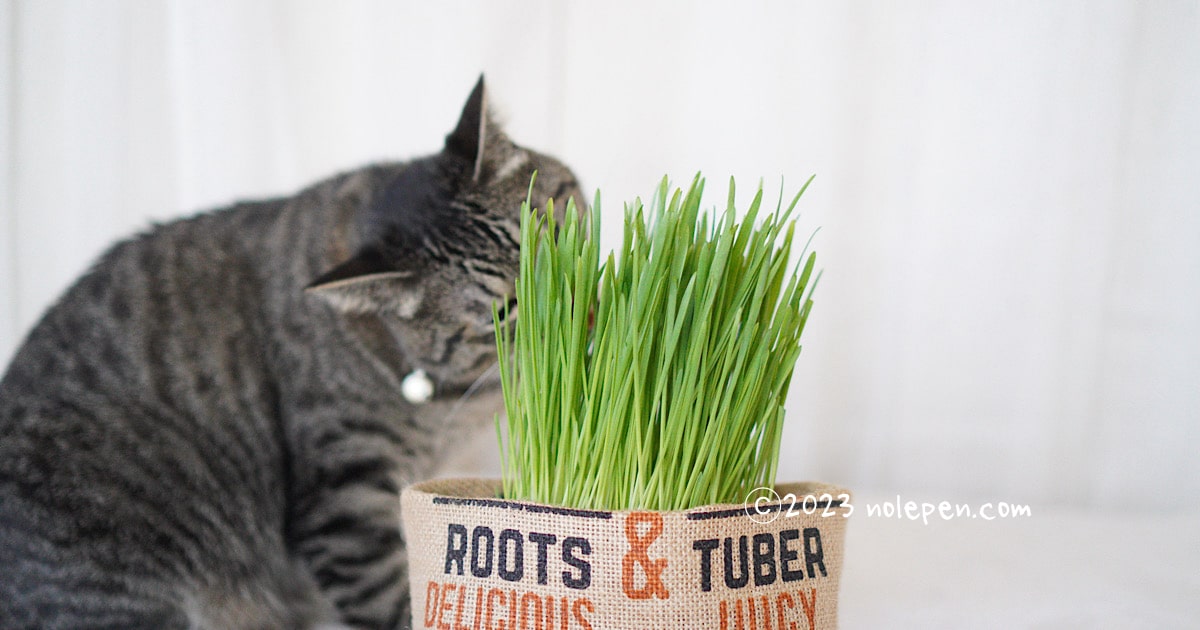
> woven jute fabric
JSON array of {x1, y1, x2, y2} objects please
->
[{"x1": 401, "y1": 478, "x2": 850, "y2": 629}]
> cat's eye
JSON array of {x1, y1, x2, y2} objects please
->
[{"x1": 494, "y1": 297, "x2": 518, "y2": 324}]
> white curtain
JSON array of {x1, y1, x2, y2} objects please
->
[{"x1": 3, "y1": 1, "x2": 1197, "y2": 511}]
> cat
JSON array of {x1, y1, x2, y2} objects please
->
[{"x1": 0, "y1": 76, "x2": 584, "y2": 629}]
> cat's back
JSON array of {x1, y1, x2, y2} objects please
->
[
  {"x1": 0, "y1": 195, "x2": 291, "y2": 416},
  {"x1": 0, "y1": 195, "x2": 325, "y2": 627}
]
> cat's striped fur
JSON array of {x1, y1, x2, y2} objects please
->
[{"x1": 0, "y1": 77, "x2": 583, "y2": 629}]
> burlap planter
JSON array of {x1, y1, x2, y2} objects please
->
[{"x1": 401, "y1": 478, "x2": 850, "y2": 629}]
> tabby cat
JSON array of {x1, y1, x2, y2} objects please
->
[{"x1": 0, "y1": 77, "x2": 583, "y2": 629}]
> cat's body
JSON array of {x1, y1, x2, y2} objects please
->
[{"x1": 0, "y1": 78, "x2": 582, "y2": 629}]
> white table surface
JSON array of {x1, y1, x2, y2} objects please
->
[{"x1": 838, "y1": 498, "x2": 1200, "y2": 629}]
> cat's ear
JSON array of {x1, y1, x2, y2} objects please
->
[
  {"x1": 445, "y1": 74, "x2": 517, "y2": 183},
  {"x1": 305, "y1": 251, "x2": 424, "y2": 317}
]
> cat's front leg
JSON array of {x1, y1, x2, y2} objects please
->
[{"x1": 292, "y1": 435, "x2": 413, "y2": 629}]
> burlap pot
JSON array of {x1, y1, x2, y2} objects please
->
[{"x1": 401, "y1": 478, "x2": 850, "y2": 630}]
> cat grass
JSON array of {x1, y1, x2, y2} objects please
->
[{"x1": 495, "y1": 174, "x2": 818, "y2": 511}]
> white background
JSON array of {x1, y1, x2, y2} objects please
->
[{"x1": 3, "y1": 1, "x2": 1198, "y2": 515}]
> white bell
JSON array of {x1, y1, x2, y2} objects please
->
[{"x1": 401, "y1": 369, "x2": 434, "y2": 404}]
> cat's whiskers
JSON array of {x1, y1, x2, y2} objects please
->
[{"x1": 438, "y1": 362, "x2": 502, "y2": 426}]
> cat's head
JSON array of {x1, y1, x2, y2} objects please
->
[{"x1": 306, "y1": 76, "x2": 584, "y2": 398}]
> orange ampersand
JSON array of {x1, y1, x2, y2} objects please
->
[{"x1": 621, "y1": 512, "x2": 670, "y2": 600}]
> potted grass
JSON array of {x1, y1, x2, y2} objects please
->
[{"x1": 402, "y1": 175, "x2": 850, "y2": 629}]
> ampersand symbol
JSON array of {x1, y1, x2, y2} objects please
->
[{"x1": 621, "y1": 512, "x2": 670, "y2": 600}]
